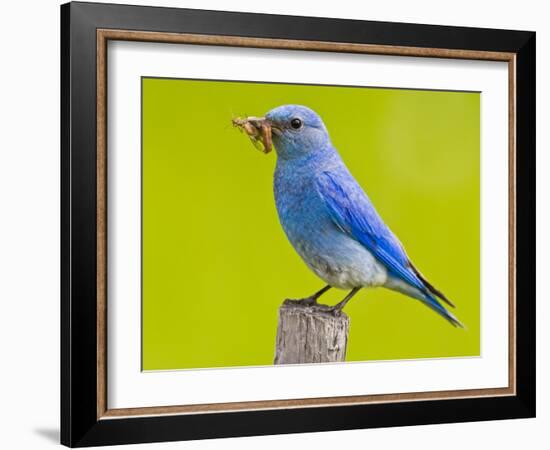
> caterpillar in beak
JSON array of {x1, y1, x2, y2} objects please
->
[{"x1": 232, "y1": 116, "x2": 273, "y2": 154}]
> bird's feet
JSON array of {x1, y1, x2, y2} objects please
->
[
  {"x1": 313, "y1": 304, "x2": 346, "y2": 317},
  {"x1": 283, "y1": 298, "x2": 345, "y2": 316},
  {"x1": 283, "y1": 296, "x2": 318, "y2": 307}
]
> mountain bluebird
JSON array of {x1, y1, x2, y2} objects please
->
[{"x1": 234, "y1": 105, "x2": 463, "y2": 327}]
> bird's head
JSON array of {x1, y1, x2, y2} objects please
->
[{"x1": 233, "y1": 105, "x2": 331, "y2": 160}]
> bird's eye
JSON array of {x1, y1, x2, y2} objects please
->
[{"x1": 290, "y1": 118, "x2": 303, "y2": 130}]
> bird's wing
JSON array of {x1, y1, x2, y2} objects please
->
[{"x1": 315, "y1": 169, "x2": 453, "y2": 307}]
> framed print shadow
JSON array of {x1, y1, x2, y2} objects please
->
[{"x1": 60, "y1": 1, "x2": 536, "y2": 447}]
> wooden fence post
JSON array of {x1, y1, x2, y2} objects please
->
[{"x1": 274, "y1": 301, "x2": 350, "y2": 365}]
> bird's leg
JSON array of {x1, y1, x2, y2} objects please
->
[
  {"x1": 306, "y1": 284, "x2": 332, "y2": 304},
  {"x1": 284, "y1": 285, "x2": 332, "y2": 307},
  {"x1": 328, "y1": 287, "x2": 362, "y2": 315}
]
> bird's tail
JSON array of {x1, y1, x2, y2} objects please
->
[{"x1": 420, "y1": 293, "x2": 465, "y2": 328}]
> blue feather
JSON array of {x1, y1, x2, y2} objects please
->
[{"x1": 316, "y1": 170, "x2": 463, "y2": 327}]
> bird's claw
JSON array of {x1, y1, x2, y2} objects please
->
[
  {"x1": 284, "y1": 299, "x2": 344, "y2": 317},
  {"x1": 283, "y1": 297, "x2": 317, "y2": 307},
  {"x1": 317, "y1": 305, "x2": 344, "y2": 316}
]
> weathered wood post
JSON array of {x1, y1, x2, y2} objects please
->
[{"x1": 274, "y1": 301, "x2": 350, "y2": 365}]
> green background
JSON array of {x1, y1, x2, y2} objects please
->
[{"x1": 142, "y1": 78, "x2": 480, "y2": 371}]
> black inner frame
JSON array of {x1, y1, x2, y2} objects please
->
[{"x1": 61, "y1": 2, "x2": 535, "y2": 447}]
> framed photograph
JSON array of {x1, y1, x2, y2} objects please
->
[{"x1": 61, "y1": 1, "x2": 535, "y2": 447}]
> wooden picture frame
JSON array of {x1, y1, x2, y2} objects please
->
[{"x1": 61, "y1": 1, "x2": 535, "y2": 446}]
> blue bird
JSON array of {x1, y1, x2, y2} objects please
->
[{"x1": 234, "y1": 105, "x2": 463, "y2": 327}]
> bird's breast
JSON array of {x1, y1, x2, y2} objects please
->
[{"x1": 273, "y1": 165, "x2": 387, "y2": 289}]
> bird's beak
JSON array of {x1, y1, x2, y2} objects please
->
[{"x1": 232, "y1": 116, "x2": 280, "y2": 154}]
